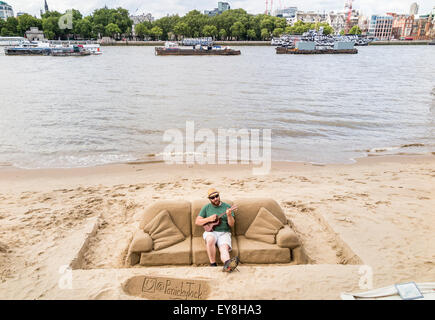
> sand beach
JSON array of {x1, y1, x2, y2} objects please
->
[{"x1": 0, "y1": 155, "x2": 433, "y2": 300}]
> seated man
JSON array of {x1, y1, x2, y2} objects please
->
[{"x1": 195, "y1": 188, "x2": 239, "y2": 272}]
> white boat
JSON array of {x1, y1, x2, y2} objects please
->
[
  {"x1": 165, "y1": 41, "x2": 178, "y2": 49},
  {"x1": 0, "y1": 36, "x2": 31, "y2": 46},
  {"x1": 83, "y1": 43, "x2": 102, "y2": 55}
]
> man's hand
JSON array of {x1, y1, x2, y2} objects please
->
[
  {"x1": 226, "y1": 205, "x2": 238, "y2": 216},
  {"x1": 226, "y1": 205, "x2": 236, "y2": 228},
  {"x1": 208, "y1": 214, "x2": 218, "y2": 223}
]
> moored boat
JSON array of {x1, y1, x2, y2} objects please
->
[
  {"x1": 155, "y1": 40, "x2": 241, "y2": 56},
  {"x1": 4, "y1": 46, "x2": 52, "y2": 55},
  {"x1": 50, "y1": 45, "x2": 91, "y2": 56},
  {"x1": 275, "y1": 28, "x2": 358, "y2": 55},
  {"x1": 83, "y1": 43, "x2": 102, "y2": 55}
]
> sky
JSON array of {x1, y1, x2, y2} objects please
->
[{"x1": 7, "y1": 0, "x2": 435, "y2": 19}]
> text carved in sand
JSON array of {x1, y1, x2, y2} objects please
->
[{"x1": 123, "y1": 276, "x2": 210, "y2": 300}]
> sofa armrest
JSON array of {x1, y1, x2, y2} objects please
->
[
  {"x1": 276, "y1": 225, "x2": 300, "y2": 249},
  {"x1": 129, "y1": 230, "x2": 153, "y2": 253}
]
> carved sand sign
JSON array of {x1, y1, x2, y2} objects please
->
[{"x1": 122, "y1": 275, "x2": 210, "y2": 300}]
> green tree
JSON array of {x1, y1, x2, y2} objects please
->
[
  {"x1": 149, "y1": 26, "x2": 163, "y2": 40},
  {"x1": 273, "y1": 27, "x2": 284, "y2": 37},
  {"x1": 173, "y1": 21, "x2": 189, "y2": 39},
  {"x1": 42, "y1": 12, "x2": 63, "y2": 39},
  {"x1": 154, "y1": 15, "x2": 180, "y2": 40},
  {"x1": 319, "y1": 23, "x2": 334, "y2": 35},
  {"x1": 17, "y1": 14, "x2": 42, "y2": 36},
  {"x1": 75, "y1": 17, "x2": 93, "y2": 39},
  {"x1": 182, "y1": 10, "x2": 208, "y2": 37},
  {"x1": 2, "y1": 17, "x2": 19, "y2": 36},
  {"x1": 105, "y1": 22, "x2": 121, "y2": 38},
  {"x1": 70, "y1": 9, "x2": 83, "y2": 38},
  {"x1": 230, "y1": 21, "x2": 245, "y2": 40},
  {"x1": 202, "y1": 25, "x2": 218, "y2": 38},
  {"x1": 92, "y1": 23, "x2": 105, "y2": 39},
  {"x1": 274, "y1": 17, "x2": 287, "y2": 30},
  {"x1": 134, "y1": 23, "x2": 148, "y2": 40},
  {"x1": 260, "y1": 16, "x2": 275, "y2": 33},
  {"x1": 260, "y1": 28, "x2": 270, "y2": 40},
  {"x1": 219, "y1": 28, "x2": 227, "y2": 40},
  {"x1": 348, "y1": 25, "x2": 362, "y2": 35},
  {"x1": 92, "y1": 7, "x2": 132, "y2": 35},
  {"x1": 246, "y1": 29, "x2": 256, "y2": 40}
]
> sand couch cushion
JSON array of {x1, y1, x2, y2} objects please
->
[
  {"x1": 232, "y1": 198, "x2": 286, "y2": 236},
  {"x1": 140, "y1": 238, "x2": 191, "y2": 266},
  {"x1": 139, "y1": 200, "x2": 191, "y2": 237},
  {"x1": 245, "y1": 207, "x2": 284, "y2": 244},
  {"x1": 191, "y1": 199, "x2": 234, "y2": 237},
  {"x1": 276, "y1": 225, "x2": 300, "y2": 249},
  {"x1": 237, "y1": 235, "x2": 290, "y2": 264},
  {"x1": 129, "y1": 229, "x2": 153, "y2": 253},
  {"x1": 143, "y1": 210, "x2": 186, "y2": 250}
]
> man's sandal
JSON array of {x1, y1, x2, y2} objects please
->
[{"x1": 223, "y1": 256, "x2": 240, "y2": 273}]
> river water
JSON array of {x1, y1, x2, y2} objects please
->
[{"x1": 0, "y1": 45, "x2": 434, "y2": 168}]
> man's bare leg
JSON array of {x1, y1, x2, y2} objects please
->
[
  {"x1": 219, "y1": 244, "x2": 230, "y2": 264},
  {"x1": 205, "y1": 236, "x2": 217, "y2": 264}
]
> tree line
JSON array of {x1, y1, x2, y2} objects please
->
[
  {"x1": 0, "y1": 6, "x2": 341, "y2": 41},
  {"x1": 0, "y1": 7, "x2": 132, "y2": 39},
  {"x1": 133, "y1": 9, "x2": 336, "y2": 41}
]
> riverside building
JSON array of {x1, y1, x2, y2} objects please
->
[
  {"x1": 387, "y1": 13, "x2": 414, "y2": 39},
  {"x1": 204, "y1": 2, "x2": 230, "y2": 17},
  {"x1": 0, "y1": 1, "x2": 13, "y2": 20},
  {"x1": 368, "y1": 15, "x2": 393, "y2": 40}
]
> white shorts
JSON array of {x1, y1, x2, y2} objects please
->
[{"x1": 202, "y1": 231, "x2": 232, "y2": 251}]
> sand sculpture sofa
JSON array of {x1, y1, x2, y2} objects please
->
[{"x1": 126, "y1": 198, "x2": 307, "y2": 266}]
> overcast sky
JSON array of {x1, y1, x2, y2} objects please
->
[{"x1": 8, "y1": 0, "x2": 435, "y2": 19}]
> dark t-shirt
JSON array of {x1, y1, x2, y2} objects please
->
[{"x1": 198, "y1": 202, "x2": 234, "y2": 232}]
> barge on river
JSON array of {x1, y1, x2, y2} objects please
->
[
  {"x1": 4, "y1": 46, "x2": 52, "y2": 55},
  {"x1": 51, "y1": 46, "x2": 91, "y2": 56},
  {"x1": 155, "y1": 39, "x2": 241, "y2": 56}
]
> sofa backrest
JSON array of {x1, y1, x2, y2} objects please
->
[
  {"x1": 139, "y1": 198, "x2": 285, "y2": 239},
  {"x1": 191, "y1": 199, "x2": 234, "y2": 237},
  {"x1": 232, "y1": 198, "x2": 286, "y2": 236},
  {"x1": 139, "y1": 200, "x2": 191, "y2": 237}
]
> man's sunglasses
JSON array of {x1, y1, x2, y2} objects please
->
[{"x1": 209, "y1": 194, "x2": 220, "y2": 200}]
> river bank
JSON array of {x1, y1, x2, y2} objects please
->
[
  {"x1": 368, "y1": 40, "x2": 432, "y2": 45},
  {"x1": 100, "y1": 40, "x2": 272, "y2": 46},
  {"x1": 99, "y1": 40, "x2": 434, "y2": 46}
]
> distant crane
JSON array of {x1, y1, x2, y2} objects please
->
[
  {"x1": 265, "y1": 0, "x2": 274, "y2": 15},
  {"x1": 344, "y1": 0, "x2": 353, "y2": 34}
]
